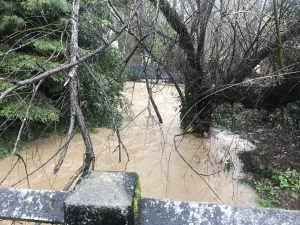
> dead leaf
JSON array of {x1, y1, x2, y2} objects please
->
[{"x1": 277, "y1": 124, "x2": 282, "y2": 130}]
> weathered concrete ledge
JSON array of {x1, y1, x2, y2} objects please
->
[
  {"x1": 0, "y1": 187, "x2": 68, "y2": 223},
  {"x1": 137, "y1": 198, "x2": 300, "y2": 225},
  {"x1": 1, "y1": 171, "x2": 300, "y2": 225},
  {"x1": 64, "y1": 171, "x2": 140, "y2": 225}
]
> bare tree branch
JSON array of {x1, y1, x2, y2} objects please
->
[
  {"x1": 82, "y1": 61, "x2": 130, "y2": 163},
  {"x1": 9, "y1": 134, "x2": 75, "y2": 187},
  {"x1": 53, "y1": 113, "x2": 75, "y2": 174},
  {"x1": 148, "y1": 0, "x2": 201, "y2": 71},
  {"x1": 196, "y1": 0, "x2": 215, "y2": 65},
  {"x1": 230, "y1": 21, "x2": 300, "y2": 83},
  {"x1": 12, "y1": 80, "x2": 44, "y2": 154}
]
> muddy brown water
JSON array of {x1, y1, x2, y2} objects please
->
[{"x1": 0, "y1": 82, "x2": 258, "y2": 224}]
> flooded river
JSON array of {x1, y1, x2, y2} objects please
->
[{"x1": 0, "y1": 82, "x2": 258, "y2": 223}]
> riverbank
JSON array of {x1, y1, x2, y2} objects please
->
[{"x1": 239, "y1": 125, "x2": 300, "y2": 210}]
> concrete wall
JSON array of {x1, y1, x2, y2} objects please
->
[{"x1": 0, "y1": 171, "x2": 299, "y2": 224}]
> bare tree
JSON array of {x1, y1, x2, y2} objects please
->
[{"x1": 118, "y1": 0, "x2": 300, "y2": 131}]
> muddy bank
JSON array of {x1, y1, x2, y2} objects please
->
[{"x1": 239, "y1": 124, "x2": 300, "y2": 210}]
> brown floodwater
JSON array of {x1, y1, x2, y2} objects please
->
[{"x1": 0, "y1": 82, "x2": 258, "y2": 224}]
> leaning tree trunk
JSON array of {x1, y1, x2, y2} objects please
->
[{"x1": 148, "y1": 0, "x2": 214, "y2": 133}]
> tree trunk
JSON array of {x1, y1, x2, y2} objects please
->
[{"x1": 68, "y1": 0, "x2": 94, "y2": 172}]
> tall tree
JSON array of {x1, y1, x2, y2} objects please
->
[
  {"x1": 124, "y1": 0, "x2": 300, "y2": 131},
  {"x1": 0, "y1": 0, "x2": 130, "y2": 158}
]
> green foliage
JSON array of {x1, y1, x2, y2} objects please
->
[
  {"x1": 249, "y1": 157, "x2": 300, "y2": 208},
  {"x1": 273, "y1": 168, "x2": 300, "y2": 188},
  {"x1": 225, "y1": 157, "x2": 234, "y2": 171},
  {"x1": 0, "y1": 95, "x2": 60, "y2": 122},
  {"x1": 252, "y1": 156, "x2": 277, "y2": 178},
  {"x1": 0, "y1": 15, "x2": 25, "y2": 31},
  {"x1": 20, "y1": 0, "x2": 70, "y2": 15},
  {"x1": 255, "y1": 182, "x2": 280, "y2": 207},
  {"x1": 256, "y1": 198, "x2": 275, "y2": 208},
  {"x1": 33, "y1": 38, "x2": 66, "y2": 55},
  {"x1": 279, "y1": 101, "x2": 300, "y2": 127},
  {"x1": 0, "y1": 81, "x2": 13, "y2": 92},
  {"x1": 290, "y1": 191, "x2": 298, "y2": 200},
  {"x1": 78, "y1": 48, "x2": 128, "y2": 129},
  {"x1": 213, "y1": 103, "x2": 267, "y2": 131},
  {"x1": 224, "y1": 130, "x2": 233, "y2": 135},
  {"x1": 0, "y1": 0, "x2": 129, "y2": 158},
  {"x1": 0, "y1": 48, "x2": 61, "y2": 73}
]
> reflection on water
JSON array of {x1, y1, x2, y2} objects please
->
[{"x1": 0, "y1": 82, "x2": 258, "y2": 224}]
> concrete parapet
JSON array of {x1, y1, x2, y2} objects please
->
[
  {"x1": 0, "y1": 187, "x2": 67, "y2": 223},
  {"x1": 1, "y1": 171, "x2": 300, "y2": 225},
  {"x1": 64, "y1": 170, "x2": 140, "y2": 225},
  {"x1": 137, "y1": 198, "x2": 300, "y2": 225}
]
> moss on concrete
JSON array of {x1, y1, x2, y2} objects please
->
[{"x1": 134, "y1": 176, "x2": 141, "y2": 224}]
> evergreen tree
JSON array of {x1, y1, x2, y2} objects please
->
[{"x1": 0, "y1": 0, "x2": 128, "y2": 157}]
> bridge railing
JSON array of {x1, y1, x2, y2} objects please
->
[{"x1": 0, "y1": 171, "x2": 299, "y2": 225}]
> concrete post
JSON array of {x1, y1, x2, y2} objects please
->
[{"x1": 64, "y1": 171, "x2": 141, "y2": 225}]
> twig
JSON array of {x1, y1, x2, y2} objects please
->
[
  {"x1": 12, "y1": 80, "x2": 44, "y2": 154},
  {"x1": 62, "y1": 164, "x2": 84, "y2": 191},
  {"x1": 82, "y1": 61, "x2": 130, "y2": 163},
  {"x1": 173, "y1": 133, "x2": 224, "y2": 204},
  {"x1": 10, "y1": 134, "x2": 75, "y2": 187}
]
